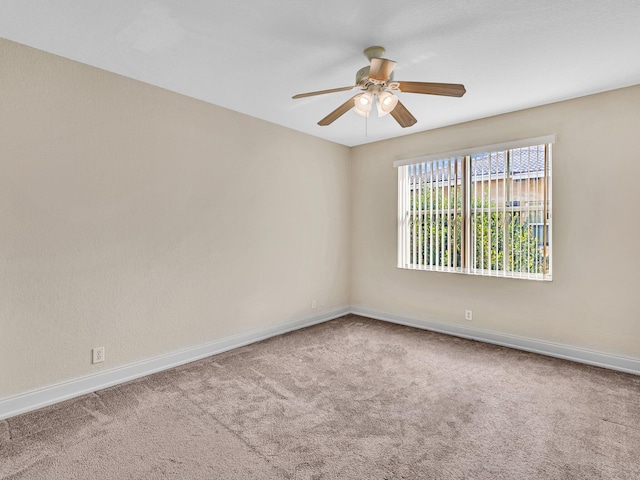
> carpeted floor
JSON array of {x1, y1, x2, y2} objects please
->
[{"x1": 1, "y1": 315, "x2": 640, "y2": 479}]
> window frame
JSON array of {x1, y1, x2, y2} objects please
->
[{"x1": 395, "y1": 136, "x2": 554, "y2": 281}]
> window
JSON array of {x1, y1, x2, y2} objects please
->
[{"x1": 396, "y1": 136, "x2": 553, "y2": 281}]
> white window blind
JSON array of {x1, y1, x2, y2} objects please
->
[{"x1": 397, "y1": 137, "x2": 553, "y2": 281}]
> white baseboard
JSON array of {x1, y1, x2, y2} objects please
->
[
  {"x1": 3, "y1": 304, "x2": 638, "y2": 421},
  {"x1": 350, "y1": 306, "x2": 640, "y2": 376},
  {"x1": 0, "y1": 306, "x2": 350, "y2": 421}
]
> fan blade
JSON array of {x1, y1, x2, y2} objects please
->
[
  {"x1": 396, "y1": 81, "x2": 466, "y2": 97},
  {"x1": 369, "y1": 58, "x2": 397, "y2": 81},
  {"x1": 292, "y1": 86, "x2": 356, "y2": 99},
  {"x1": 390, "y1": 100, "x2": 417, "y2": 128},
  {"x1": 318, "y1": 95, "x2": 360, "y2": 126}
]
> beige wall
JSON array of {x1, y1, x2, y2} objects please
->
[
  {"x1": 0, "y1": 39, "x2": 350, "y2": 398},
  {"x1": 351, "y1": 83, "x2": 640, "y2": 358},
  {"x1": 2, "y1": 37, "x2": 639, "y2": 403}
]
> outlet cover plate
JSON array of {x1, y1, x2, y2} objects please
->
[{"x1": 92, "y1": 347, "x2": 105, "y2": 364}]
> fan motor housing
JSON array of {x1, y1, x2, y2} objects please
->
[{"x1": 355, "y1": 66, "x2": 370, "y2": 85}]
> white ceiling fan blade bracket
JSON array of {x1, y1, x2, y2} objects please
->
[{"x1": 368, "y1": 78, "x2": 387, "y2": 86}]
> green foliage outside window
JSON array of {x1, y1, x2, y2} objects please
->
[{"x1": 407, "y1": 186, "x2": 547, "y2": 274}]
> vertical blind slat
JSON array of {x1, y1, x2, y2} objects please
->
[{"x1": 418, "y1": 163, "x2": 423, "y2": 268}]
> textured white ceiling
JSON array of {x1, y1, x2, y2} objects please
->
[{"x1": 1, "y1": 0, "x2": 639, "y2": 146}]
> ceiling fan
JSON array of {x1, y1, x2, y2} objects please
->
[{"x1": 292, "y1": 46, "x2": 466, "y2": 128}]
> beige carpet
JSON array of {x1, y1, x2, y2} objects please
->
[{"x1": 2, "y1": 315, "x2": 639, "y2": 479}]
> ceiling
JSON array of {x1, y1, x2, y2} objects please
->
[{"x1": 1, "y1": 1, "x2": 639, "y2": 147}]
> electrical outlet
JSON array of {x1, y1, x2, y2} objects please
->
[
  {"x1": 320, "y1": 297, "x2": 325, "y2": 306},
  {"x1": 465, "y1": 310, "x2": 473, "y2": 321},
  {"x1": 311, "y1": 299, "x2": 317, "y2": 309},
  {"x1": 92, "y1": 347, "x2": 105, "y2": 364}
]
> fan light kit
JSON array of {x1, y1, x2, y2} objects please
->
[{"x1": 292, "y1": 46, "x2": 466, "y2": 128}]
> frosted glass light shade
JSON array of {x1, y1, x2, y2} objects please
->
[
  {"x1": 376, "y1": 91, "x2": 399, "y2": 117},
  {"x1": 354, "y1": 92, "x2": 373, "y2": 117}
]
